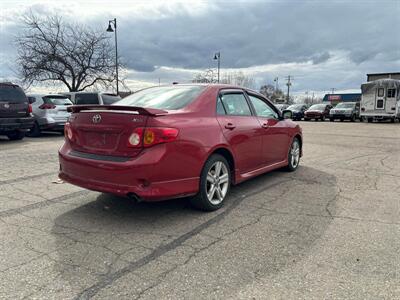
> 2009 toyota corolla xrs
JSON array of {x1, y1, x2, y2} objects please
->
[{"x1": 59, "y1": 84, "x2": 302, "y2": 211}]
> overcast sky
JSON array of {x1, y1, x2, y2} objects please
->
[{"x1": 0, "y1": 0, "x2": 399, "y2": 97}]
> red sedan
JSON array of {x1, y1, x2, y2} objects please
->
[{"x1": 59, "y1": 84, "x2": 302, "y2": 211}]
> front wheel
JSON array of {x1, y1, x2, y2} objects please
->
[
  {"x1": 190, "y1": 154, "x2": 231, "y2": 211},
  {"x1": 7, "y1": 130, "x2": 25, "y2": 141},
  {"x1": 286, "y1": 138, "x2": 301, "y2": 172}
]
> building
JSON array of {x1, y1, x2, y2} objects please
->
[
  {"x1": 322, "y1": 93, "x2": 361, "y2": 105},
  {"x1": 367, "y1": 72, "x2": 400, "y2": 82}
]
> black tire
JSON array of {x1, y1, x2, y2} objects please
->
[
  {"x1": 286, "y1": 137, "x2": 301, "y2": 172},
  {"x1": 190, "y1": 154, "x2": 231, "y2": 211},
  {"x1": 359, "y1": 116, "x2": 364, "y2": 122},
  {"x1": 350, "y1": 114, "x2": 355, "y2": 122},
  {"x1": 304, "y1": 118, "x2": 309, "y2": 121},
  {"x1": 367, "y1": 118, "x2": 373, "y2": 123},
  {"x1": 7, "y1": 130, "x2": 25, "y2": 141},
  {"x1": 27, "y1": 121, "x2": 41, "y2": 137},
  {"x1": 340, "y1": 118, "x2": 344, "y2": 122},
  {"x1": 330, "y1": 118, "x2": 334, "y2": 122}
]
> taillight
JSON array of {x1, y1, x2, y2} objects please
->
[
  {"x1": 28, "y1": 104, "x2": 32, "y2": 114},
  {"x1": 64, "y1": 122, "x2": 74, "y2": 141},
  {"x1": 39, "y1": 103, "x2": 56, "y2": 109},
  {"x1": 127, "y1": 127, "x2": 179, "y2": 148}
]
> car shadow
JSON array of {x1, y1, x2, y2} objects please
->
[{"x1": 51, "y1": 166, "x2": 338, "y2": 295}]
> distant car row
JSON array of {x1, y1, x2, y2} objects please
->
[
  {"x1": 275, "y1": 102, "x2": 361, "y2": 122},
  {"x1": 0, "y1": 82, "x2": 120, "y2": 140}
]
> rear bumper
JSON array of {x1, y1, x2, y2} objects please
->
[
  {"x1": 330, "y1": 114, "x2": 353, "y2": 119},
  {"x1": 0, "y1": 117, "x2": 35, "y2": 132},
  {"x1": 58, "y1": 144, "x2": 200, "y2": 201},
  {"x1": 304, "y1": 113, "x2": 323, "y2": 119},
  {"x1": 38, "y1": 116, "x2": 68, "y2": 131}
]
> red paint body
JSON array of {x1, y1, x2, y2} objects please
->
[{"x1": 59, "y1": 85, "x2": 302, "y2": 201}]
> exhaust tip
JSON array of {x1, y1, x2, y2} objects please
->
[{"x1": 127, "y1": 193, "x2": 142, "y2": 203}]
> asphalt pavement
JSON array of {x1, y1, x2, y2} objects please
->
[{"x1": 0, "y1": 121, "x2": 399, "y2": 299}]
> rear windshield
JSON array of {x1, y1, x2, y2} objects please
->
[
  {"x1": 75, "y1": 93, "x2": 99, "y2": 105},
  {"x1": 101, "y1": 94, "x2": 121, "y2": 104},
  {"x1": 335, "y1": 102, "x2": 355, "y2": 108},
  {"x1": 114, "y1": 86, "x2": 206, "y2": 110},
  {"x1": 0, "y1": 85, "x2": 27, "y2": 102},
  {"x1": 43, "y1": 96, "x2": 73, "y2": 106}
]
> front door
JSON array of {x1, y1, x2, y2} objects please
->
[
  {"x1": 216, "y1": 91, "x2": 263, "y2": 173},
  {"x1": 246, "y1": 93, "x2": 290, "y2": 166}
]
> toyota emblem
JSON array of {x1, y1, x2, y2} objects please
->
[{"x1": 92, "y1": 114, "x2": 102, "y2": 123}]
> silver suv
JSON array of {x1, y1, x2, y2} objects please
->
[
  {"x1": 27, "y1": 94, "x2": 73, "y2": 136},
  {"x1": 329, "y1": 102, "x2": 360, "y2": 122}
]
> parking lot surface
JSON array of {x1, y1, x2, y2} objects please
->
[{"x1": 0, "y1": 122, "x2": 399, "y2": 299}]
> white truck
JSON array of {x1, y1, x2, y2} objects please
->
[{"x1": 360, "y1": 78, "x2": 400, "y2": 122}]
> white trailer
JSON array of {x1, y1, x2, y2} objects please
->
[{"x1": 360, "y1": 79, "x2": 400, "y2": 122}]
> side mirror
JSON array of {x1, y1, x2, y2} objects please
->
[{"x1": 282, "y1": 109, "x2": 292, "y2": 119}]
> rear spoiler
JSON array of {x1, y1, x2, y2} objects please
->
[{"x1": 67, "y1": 105, "x2": 168, "y2": 116}]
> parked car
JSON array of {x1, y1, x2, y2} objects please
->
[
  {"x1": 275, "y1": 104, "x2": 289, "y2": 111},
  {"x1": 286, "y1": 104, "x2": 308, "y2": 121},
  {"x1": 27, "y1": 94, "x2": 73, "y2": 136},
  {"x1": 329, "y1": 102, "x2": 360, "y2": 122},
  {"x1": 59, "y1": 84, "x2": 303, "y2": 211},
  {"x1": 61, "y1": 92, "x2": 121, "y2": 105},
  {"x1": 0, "y1": 82, "x2": 34, "y2": 140},
  {"x1": 304, "y1": 103, "x2": 333, "y2": 121}
]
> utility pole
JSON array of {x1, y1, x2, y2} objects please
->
[
  {"x1": 213, "y1": 52, "x2": 221, "y2": 83},
  {"x1": 331, "y1": 88, "x2": 336, "y2": 94},
  {"x1": 274, "y1": 77, "x2": 279, "y2": 90},
  {"x1": 106, "y1": 18, "x2": 119, "y2": 95},
  {"x1": 286, "y1": 75, "x2": 292, "y2": 104}
]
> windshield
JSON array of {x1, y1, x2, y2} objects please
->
[
  {"x1": 335, "y1": 102, "x2": 355, "y2": 108},
  {"x1": 114, "y1": 86, "x2": 206, "y2": 110},
  {"x1": 0, "y1": 85, "x2": 26, "y2": 102},
  {"x1": 287, "y1": 104, "x2": 304, "y2": 110},
  {"x1": 43, "y1": 96, "x2": 73, "y2": 106},
  {"x1": 309, "y1": 104, "x2": 326, "y2": 110}
]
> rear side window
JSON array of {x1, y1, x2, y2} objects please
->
[
  {"x1": 0, "y1": 85, "x2": 27, "y2": 102},
  {"x1": 219, "y1": 93, "x2": 252, "y2": 116},
  {"x1": 43, "y1": 96, "x2": 73, "y2": 106},
  {"x1": 115, "y1": 86, "x2": 205, "y2": 110},
  {"x1": 377, "y1": 88, "x2": 384, "y2": 97},
  {"x1": 75, "y1": 93, "x2": 99, "y2": 105},
  {"x1": 387, "y1": 89, "x2": 396, "y2": 98},
  {"x1": 101, "y1": 94, "x2": 121, "y2": 104}
]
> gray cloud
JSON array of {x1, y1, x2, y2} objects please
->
[{"x1": 0, "y1": 0, "x2": 399, "y2": 93}]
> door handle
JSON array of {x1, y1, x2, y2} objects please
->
[
  {"x1": 225, "y1": 123, "x2": 236, "y2": 130},
  {"x1": 261, "y1": 123, "x2": 269, "y2": 129}
]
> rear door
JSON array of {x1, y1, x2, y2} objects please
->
[
  {"x1": 246, "y1": 93, "x2": 290, "y2": 165},
  {"x1": 216, "y1": 90, "x2": 263, "y2": 173},
  {"x1": 386, "y1": 88, "x2": 397, "y2": 114},
  {"x1": 0, "y1": 84, "x2": 29, "y2": 118}
]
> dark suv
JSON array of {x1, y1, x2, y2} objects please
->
[{"x1": 0, "y1": 83, "x2": 34, "y2": 140}]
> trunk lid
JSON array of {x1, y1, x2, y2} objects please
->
[{"x1": 68, "y1": 105, "x2": 167, "y2": 157}]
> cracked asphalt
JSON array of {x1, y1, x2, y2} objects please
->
[{"x1": 0, "y1": 121, "x2": 399, "y2": 300}]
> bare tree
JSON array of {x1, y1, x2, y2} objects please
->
[
  {"x1": 221, "y1": 71, "x2": 255, "y2": 89},
  {"x1": 259, "y1": 83, "x2": 285, "y2": 102},
  {"x1": 15, "y1": 14, "x2": 117, "y2": 92},
  {"x1": 192, "y1": 69, "x2": 215, "y2": 83}
]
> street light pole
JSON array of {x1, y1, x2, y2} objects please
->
[
  {"x1": 107, "y1": 18, "x2": 119, "y2": 95},
  {"x1": 213, "y1": 52, "x2": 220, "y2": 83}
]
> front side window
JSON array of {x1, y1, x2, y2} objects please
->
[
  {"x1": 387, "y1": 89, "x2": 396, "y2": 98},
  {"x1": 75, "y1": 93, "x2": 99, "y2": 105},
  {"x1": 377, "y1": 88, "x2": 384, "y2": 97},
  {"x1": 43, "y1": 96, "x2": 72, "y2": 106},
  {"x1": 248, "y1": 94, "x2": 278, "y2": 119},
  {"x1": 219, "y1": 93, "x2": 252, "y2": 116}
]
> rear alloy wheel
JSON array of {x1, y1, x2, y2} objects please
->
[
  {"x1": 286, "y1": 138, "x2": 300, "y2": 172},
  {"x1": 190, "y1": 154, "x2": 230, "y2": 211},
  {"x1": 7, "y1": 130, "x2": 25, "y2": 141}
]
